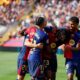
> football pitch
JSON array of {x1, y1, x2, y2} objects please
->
[{"x1": 0, "y1": 51, "x2": 67, "y2": 80}]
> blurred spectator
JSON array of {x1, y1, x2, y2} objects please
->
[{"x1": 0, "y1": 0, "x2": 80, "y2": 38}]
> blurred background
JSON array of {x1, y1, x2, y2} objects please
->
[{"x1": 0, "y1": 0, "x2": 80, "y2": 80}]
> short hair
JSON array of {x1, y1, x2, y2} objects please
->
[
  {"x1": 35, "y1": 17, "x2": 45, "y2": 26},
  {"x1": 69, "y1": 16, "x2": 79, "y2": 25}
]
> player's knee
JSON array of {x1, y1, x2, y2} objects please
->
[
  {"x1": 47, "y1": 70, "x2": 52, "y2": 78},
  {"x1": 16, "y1": 79, "x2": 21, "y2": 80},
  {"x1": 46, "y1": 71, "x2": 56, "y2": 80},
  {"x1": 51, "y1": 72, "x2": 56, "y2": 80},
  {"x1": 31, "y1": 76, "x2": 35, "y2": 80},
  {"x1": 67, "y1": 78, "x2": 73, "y2": 80},
  {"x1": 17, "y1": 75, "x2": 24, "y2": 80},
  {"x1": 16, "y1": 78, "x2": 23, "y2": 80},
  {"x1": 67, "y1": 74, "x2": 73, "y2": 80}
]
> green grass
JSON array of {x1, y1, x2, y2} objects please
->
[{"x1": 0, "y1": 51, "x2": 67, "y2": 80}]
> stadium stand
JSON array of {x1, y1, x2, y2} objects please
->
[
  {"x1": 0, "y1": 0, "x2": 80, "y2": 48},
  {"x1": 0, "y1": 0, "x2": 34, "y2": 47}
]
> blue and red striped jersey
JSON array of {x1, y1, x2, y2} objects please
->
[
  {"x1": 64, "y1": 30, "x2": 80, "y2": 60},
  {"x1": 27, "y1": 27, "x2": 49, "y2": 61}
]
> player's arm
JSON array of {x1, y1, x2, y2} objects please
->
[
  {"x1": 71, "y1": 47, "x2": 80, "y2": 51},
  {"x1": 18, "y1": 28, "x2": 27, "y2": 36},
  {"x1": 64, "y1": 44, "x2": 80, "y2": 51},
  {"x1": 64, "y1": 44, "x2": 72, "y2": 51},
  {"x1": 72, "y1": 42, "x2": 80, "y2": 51},
  {"x1": 19, "y1": 24, "x2": 37, "y2": 36},
  {"x1": 24, "y1": 39, "x2": 43, "y2": 49}
]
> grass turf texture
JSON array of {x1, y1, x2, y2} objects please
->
[{"x1": 0, "y1": 51, "x2": 67, "y2": 80}]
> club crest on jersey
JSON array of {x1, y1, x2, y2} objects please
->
[
  {"x1": 69, "y1": 39, "x2": 75, "y2": 46},
  {"x1": 50, "y1": 43, "x2": 56, "y2": 48}
]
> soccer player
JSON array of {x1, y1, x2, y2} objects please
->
[
  {"x1": 42, "y1": 21, "x2": 71, "y2": 80},
  {"x1": 42, "y1": 26, "x2": 58, "y2": 80},
  {"x1": 42, "y1": 25, "x2": 66, "y2": 80},
  {"x1": 17, "y1": 24, "x2": 45, "y2": 80},
  {"x1": 64, "y1": 16, "x2": 80, "y2": 80},
  {"x1": 16, "y1": 25, "x2": 30, "y2": 80},
  {"x1": 24, "y1": 17, "x2": 49, "y2": 80}
]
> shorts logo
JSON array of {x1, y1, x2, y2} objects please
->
[
  {"x1": 40, "y1": 65, "x2": 44, "y2": 73},
  {"x1": 69, "y1": 39, "x2": 75, "y2": 46},
  {"x1": 22, "y1": 65, "x2": 27, "y2": 72},
  {"x1": 43, "y1": 60, "x2": 49, "y2": 68},
  {"x1": 50, "y1": 43, "x2": 56, "y2": 48},
  {"x1": 65, "y1": 64, "x2": 69, "y2": 72}
]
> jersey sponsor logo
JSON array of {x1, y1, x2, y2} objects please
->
[
  {"x1": 69, "y1": 39, "x2": 75, "y2": 46},
  {"x1": 50, "y1": 43, "x2": 56, "y2": 48}
]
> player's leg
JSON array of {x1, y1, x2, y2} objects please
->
[
  {"x1": 28, "y1": 60, "x2": 43, "y2": 80},
  {"x1": 17, "y1": 75, "x2": 24, "y2": 80},
  {"x1": 76, "y1": 62, "x2": 80, "y2": 80},
  {"x1": 43, "y1": 67, "x2": 50, "y2": 80},
  {"x1": 65, "y1": 60, "x2": 74, "y2": 80},
  {"x1": 43, "y1": 58, "x2": 57, "y2": 80},
  {"x1": 45, "y1": 69, "x2": 56, "y2": 80},
  {"x1": 67, "y1": 73, "x2": 74, "y2": 80},
  {"x1": 51, "y1": 58, "x2": 57, "y2": 80},
  {"x1": 17, "y1": 59, "x2": 28, "y2": 80},
  {"x1": 44, "y1": 68, "x2": 56, "y2": 80},
  {"x1": 43, "y1": 59, "x2": 50, "y2": 80},
  {"x1": 28, "y1": 60, "x2": 35, "y2": 80}
]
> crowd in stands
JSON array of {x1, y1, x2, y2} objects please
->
[
  {"x1": 23, "y1": 0, "x2": 80, "y2": 28},
  {"x1": 0, "y1": 0, "x2": 32, "y2": 25},
  {"x1": 0, "y1": 0, "x2": 80, "y2": 40},
  {"x1": 0, "y1": 0, "x2": 80, "y2": 26}
]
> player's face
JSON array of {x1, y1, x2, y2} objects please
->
[
  {"x1": 68, "y1": 21, "x2": 78, "y2": 31},
  {"x1": 43, "y1": 19, "x2": 47, "y2": 28}
]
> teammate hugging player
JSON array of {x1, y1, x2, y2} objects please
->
[
  {"x1": 64, "y1": 16, "x2": 80, "y2": 80},
  {"x1": 24, "y1": 17, "x2": 49, "y2": 80}
]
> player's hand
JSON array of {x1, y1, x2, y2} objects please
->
[
  {"x1": 76, "y1": 43, "x2": 80, "y2": 48},
  {"x1": 18, "y1": 28, "x2": 27, "y2": 36},
  {"x1": 75, "y1": 43, "x2": 80, "y2": 50},
  {"x1": 36, "y1": 43, "x2": 43, "y2": 49}
]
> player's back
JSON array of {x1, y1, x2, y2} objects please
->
[
  {"x1": 28, "y1": 28, "x2": 48, "y2": 61},
  {"x1": 43, "y1": 26, "x2": 57, "y2": 59}
]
